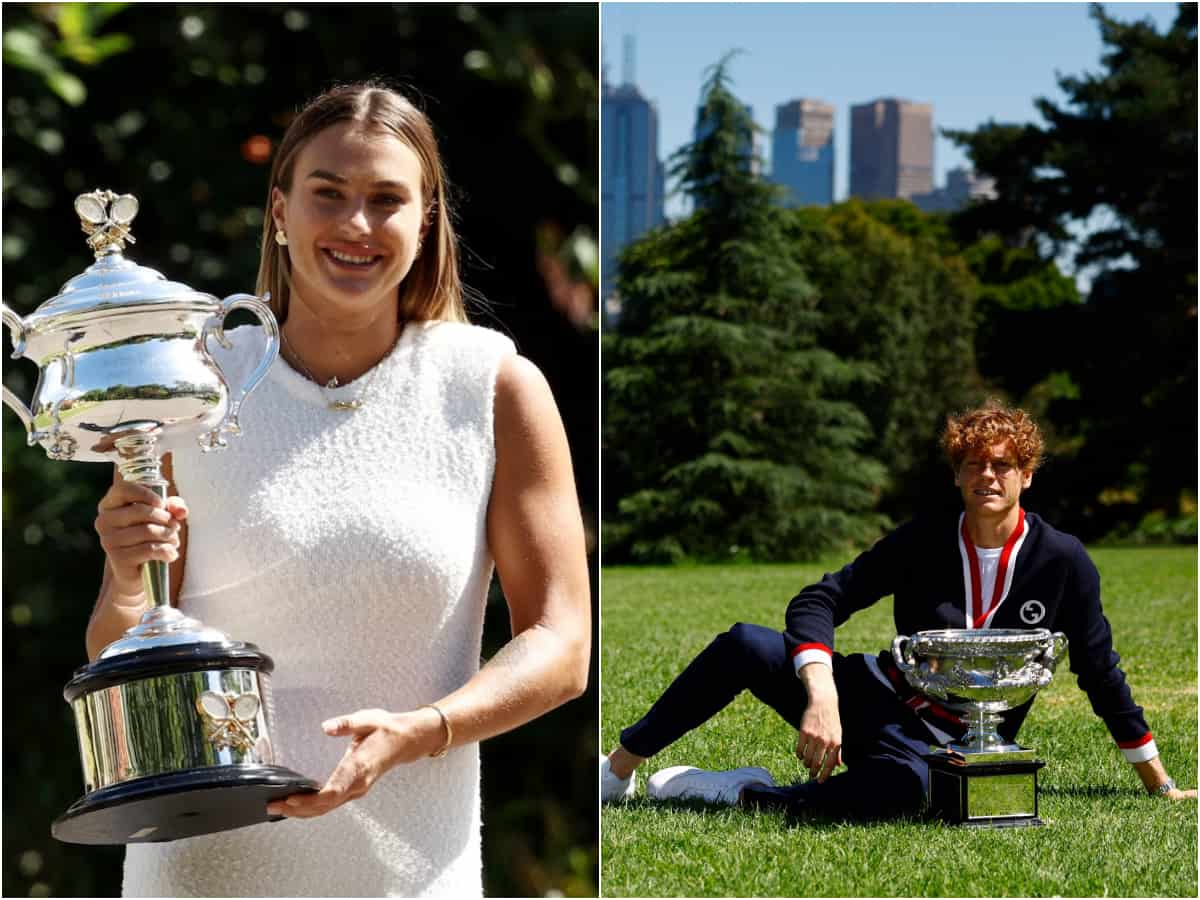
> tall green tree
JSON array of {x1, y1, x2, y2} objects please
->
[
  {"x1": 604, "y1": 55, "x2": 886, "y2": 563},
  {"x1": 947, "y1": 2, "x2": 1196, "y2": 538}
]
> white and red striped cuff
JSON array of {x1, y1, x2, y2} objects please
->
[
  {"x1": 1117, "y1": 733, "x2": 1158, "y2": 764},
  {"x1": 791, "y1": 642, "x2": 833, "y2": 675}
]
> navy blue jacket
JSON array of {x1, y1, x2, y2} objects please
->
[{"x1": 784, "y1": 511, "x2": 1153, "y2": 758}]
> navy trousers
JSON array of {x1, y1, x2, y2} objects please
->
[{"x1": 619, "y1": 622, "x2": 934, "y2": 819}]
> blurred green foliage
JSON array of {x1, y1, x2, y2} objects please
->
[{"x1": 2, "y1": 4, "x2": 597, "y2": 897}]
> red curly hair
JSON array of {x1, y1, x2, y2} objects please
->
[{"x1": 941, "y1": 400, "x2": 1044, "y2": 473}]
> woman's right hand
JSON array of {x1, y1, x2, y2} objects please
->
[{"x1": 94, "y1": 477, "x2": 189, "y2": 601}]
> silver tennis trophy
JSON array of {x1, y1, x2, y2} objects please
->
[
  {"x1": 2, "y1": 189, "x2": 318, "y2": 844},
  {"x1": 891, "y1": 628, "x2": 1068, "y2": 828}
]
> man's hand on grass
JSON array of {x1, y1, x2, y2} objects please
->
[
  {"x1": 1161, "y1": 786, "x2": 1197, "y2": 801},
  {"x1": 1132, "y1": 756, "x2": 1197, "y2": 800},
  {"x1": 797, "y1": 661, "x2": 842, "y2": 783}
]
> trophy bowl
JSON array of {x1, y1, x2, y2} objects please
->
[
  {"x1": 892, "y1": 628, "x2": 1068, "y2": 827},
  {"x1": 3, "y1": 189, "x2": 319, "y2": 844},
  {"x1": 891, "y1": 628, "x2": 1067, "y2": 756},
  {"x1": 1, "y1": 191, "x2": 274, "y2": 464}
]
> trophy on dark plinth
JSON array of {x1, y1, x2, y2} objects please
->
[
  {"x1": 891, "y1": 628, "x2": 1068, "y2": 828},
  {"x1": 2, "y1": 189, "x2": 319, "y2": 844}
]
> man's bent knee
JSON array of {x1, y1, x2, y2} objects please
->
[{"x1": 723, "y1": 622, "x2": 778, "y2": 658}]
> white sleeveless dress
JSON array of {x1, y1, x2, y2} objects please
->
[{"x1": 122, "y1": 320, "x2": 515, "y2": 897}]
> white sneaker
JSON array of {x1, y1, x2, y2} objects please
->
[
  {"x1": 601, "y1": 755, "x2": 638, "y2": 803},
  {"x1": 647, "y1": 765, "x2": 776, "y2": 806}
]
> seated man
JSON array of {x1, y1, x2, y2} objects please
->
[{"x1": 602, "y1": 401, "x2": 1195, "y2": 815}]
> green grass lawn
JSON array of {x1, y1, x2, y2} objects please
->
[{"x1": 601, "y1": 548, "x2": 1198, "y2": 897}]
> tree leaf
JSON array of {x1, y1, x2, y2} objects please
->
[
  {"x1": 44, "y1": 68, "x2": 87, "y2": 106},
  {"x1": 3, "y1": 27, "x2": 55, "y2": 74}
]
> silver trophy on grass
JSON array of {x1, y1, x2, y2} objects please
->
[
  {"x1": 2, "y1": 189, "x2": 318, "y2": 844},
  {"x1": 891, "y1": 628, "x2": 1067, "y2": 827}
]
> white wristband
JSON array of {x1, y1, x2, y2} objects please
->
[{"x1": 792, "y1": 647, "x2": 833, "y2": 676}]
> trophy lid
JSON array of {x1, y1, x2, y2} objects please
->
[
  {"x1": 66, "y1": 629, "x2": 275, "y2": 703},
  {"x1": 97, "y1": 605, "x2": 240, "y2": 660},
  {"x1": 23, "y1": 189, "x2": 214, "y2": 332}
]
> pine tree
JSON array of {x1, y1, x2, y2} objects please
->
[{"x1": 604, "y1": 55, "x2": 887, "y2": 563}]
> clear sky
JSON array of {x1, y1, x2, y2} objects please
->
[{"x1": 602, "y1": 2, "x2": 1181, "y2": 216}]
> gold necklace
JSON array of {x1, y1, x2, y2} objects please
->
[{"x1": 279, "y1": 325, "x2": 401, "y2": 412}]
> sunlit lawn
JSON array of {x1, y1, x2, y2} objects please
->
[{"x1": 601, "y1": 548, "x2": 1198, "y2": 897}]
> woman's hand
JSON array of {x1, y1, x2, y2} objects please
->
[
  {"x1": 266, "y1": 707, "x2": 445, "y2": 819},
  {"x1": 95, "y1": 476, "x2": 188, "y2": 599},
  {"x1": 88, "y1": 458, "x2": 189, "y2": 659}
]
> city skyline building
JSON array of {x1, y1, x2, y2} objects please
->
[
  {"x1": 601, "y1": 71, "x2": 666, "y2": 304},
  {"x1": 770, "y1": 98, "x2": 835, "y2": 206},
  {"x1": 911, "y1": 166, "x2": 998, "y2": 213},
  {"x1": 849, "y1": 97, "x2": 934, "y2": 200}
]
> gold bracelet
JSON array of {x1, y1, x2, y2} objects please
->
[{"x1": 421, "y1": 704, "x2": 452, "y2": 758}]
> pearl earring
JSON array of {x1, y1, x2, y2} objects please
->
[{"x1": 275, "y1": 230, "x2": 288, "y2": 247}]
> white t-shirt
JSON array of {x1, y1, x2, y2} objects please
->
[{"x1": 974, "y1": 544, "x2": 1004, "y2": 610}]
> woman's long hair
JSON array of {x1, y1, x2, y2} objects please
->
[{"x1": 256, "y1": 81, "x2": 467, "y2": 324}]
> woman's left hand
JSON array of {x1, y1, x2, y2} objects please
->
[{"x1": 266, "y1": 706, "x2": 444, "y2": 818}]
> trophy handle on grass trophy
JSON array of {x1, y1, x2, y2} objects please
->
[
  {"x1": 892, "y1": 628, "x2": 1067, "y2": 828},
  {"x1": 2, "y1": 189, "x2": 319, "y2": 845}
]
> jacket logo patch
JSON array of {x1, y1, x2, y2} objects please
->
[{"x1": 1019, "y1": 600, "x2": 1046, "y2": 625}]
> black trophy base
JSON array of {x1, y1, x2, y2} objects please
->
[
  {"x1": 52, "y1": 764, "x2": 320, "y2": 845},
  {"x1": 926, "y1": 753, "x2": 1046, "y2": 828}
]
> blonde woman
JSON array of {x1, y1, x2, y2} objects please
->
[{"x1": 89, "y1": 82, "x2": 591, "y2": 897}]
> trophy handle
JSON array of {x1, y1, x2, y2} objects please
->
[
  {"x1": 1, "y1": 303, "x2": 36, "y2": 436},
  {"x1": 198, "y1": 293, "x2": 280, "y2": 452},
  {"x1": 891, "y1": 634, "x2": 915, "y2": 674},
  {"x1": 1037, "y1": 631, "x2": 1068, "y2": 672}
]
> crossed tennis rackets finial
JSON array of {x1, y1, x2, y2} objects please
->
[{"x1": 74, "y1": 189, "x2": 139, "y2": 256}]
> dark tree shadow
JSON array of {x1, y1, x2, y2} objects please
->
[
  {"x1": 1038, "y1": 784, "x2": 1132, "y2": 799},
  {"x1": 630, "y1": 796, "x2": 932, "y2": 831}
]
